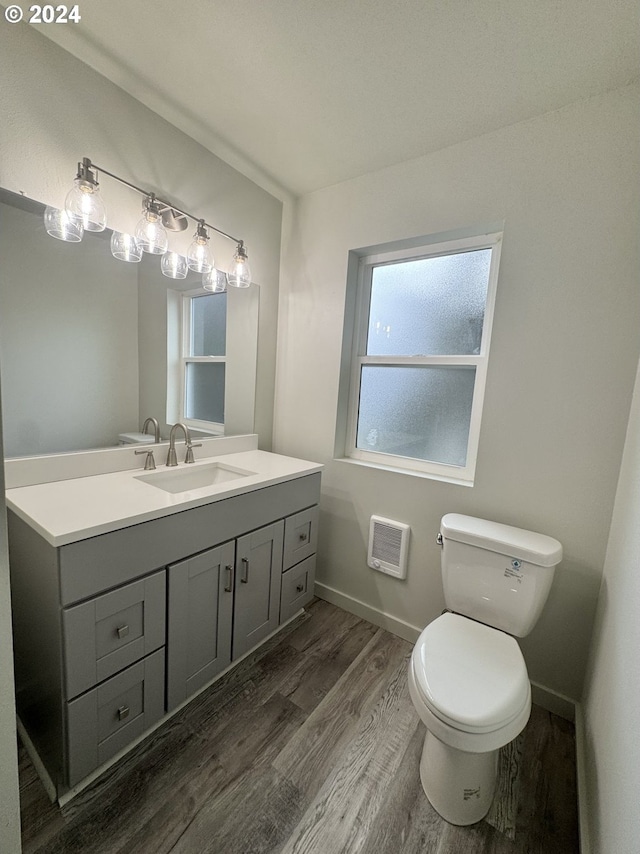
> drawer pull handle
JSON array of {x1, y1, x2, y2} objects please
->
[
  {"x1": 116, "y1": 624, "x2": 130, "y2": 639},
  {"x1": 296, "y1": 583, "x2": 305, "y2": 593},
  {"x1": 299, "y1": 533, "x2": 308, "y2": 542},
  {"x1": 224, "y1": 564, "x2": 234, "y2": 593},
  {"x1": 241, "y1": 557, "x2": 249, "y2": 584},
  {"x1": 117, "y1": 705, "x2": 130, "y2": 721}
]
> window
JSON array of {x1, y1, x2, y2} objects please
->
[
  {"x1": 345, "y1": 232, "x2": 501, "y2": 484},
  {"x1": 179, "y1": 289, "x2": 227, "y2": 433}
]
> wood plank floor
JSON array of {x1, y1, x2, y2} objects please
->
[{"x1": 19, "y1": 600, "x2": 580, "y2": 853}]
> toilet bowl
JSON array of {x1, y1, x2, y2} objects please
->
[
  {"x1": 409, "y1": 514, "x2": 562, "y2": 826},
  {"x1": 408, "y1": 612, "x2": 531, "y2": 825}
]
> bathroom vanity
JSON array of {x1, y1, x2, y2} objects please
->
[{"x1": 6, "y1": 447, "x2": 321, "y2": 798}]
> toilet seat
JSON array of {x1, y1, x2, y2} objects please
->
[{"x1": 412, "y1": 613, "x2": 530, "y2": 734}]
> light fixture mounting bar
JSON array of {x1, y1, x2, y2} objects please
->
[{"x1": 85, "y1": 158, "x2": 243, "y2": 245}]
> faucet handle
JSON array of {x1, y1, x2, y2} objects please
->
[
  {"x1": 184, "y1": 443, "x2": 203, "y2": 464},
  {"x1": 135, "y1": 448, "x2": 156, "y2": 470}
]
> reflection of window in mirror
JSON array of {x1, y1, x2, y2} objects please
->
[{"x1": 167, "y1": 289, "x2": 227, "y2": 435}]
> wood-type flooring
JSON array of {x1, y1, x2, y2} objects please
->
[{"x1": 19, "y1": 599, "x2": 580, "y2": 853}]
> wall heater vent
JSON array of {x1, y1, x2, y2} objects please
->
[{"x1": 368, "y1": 516, "x2": 410, "y2": 579}]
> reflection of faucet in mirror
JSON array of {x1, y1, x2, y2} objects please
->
[
  {"x1": 142, "y1": 416, "x2": 161, "y2": 444},
  {"x1": 166, "y1": 422, "x2": 191, "y2": 467}
]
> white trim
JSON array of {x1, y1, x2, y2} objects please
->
[
  {"x1": 574, "y1": 702, "x2": 592, "y2": 854},
  {"x1": 314, "y1": 581, "x2": 421, "y2": 643},
  {"x1": 17, "y1": 716, "x2": 57, "y2": 803},
  {"x1": 529, "y1": 681, "x2": 576, "y2": 722},
  {"x1": 344, "y1": 232, "x2": 502, "y2": 484}
]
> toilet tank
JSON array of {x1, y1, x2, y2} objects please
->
[{"x1": 440, "y1": 514, "x2": 562, "y2": 637}]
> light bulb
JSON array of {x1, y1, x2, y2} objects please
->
[
  {"x1": 187, "y1": 221, "x2": 213, "y2": 273},
  {"x1": 162, "y1": 251, "x2": 188, "y2": 279},
  {"x1": 135, "y1": 197, "x2": 168, "y2": 255},
  {"x1": 226, "y1": 243, "x2": 251, "y2": 288},
  {"x1": 110, "y1": 232, "x2": 142, "y2": 263},
  {"x1": 44, "y1": 206, "x2": 84, "y2": 242},
  {"x1": 65, "y1": 178, "x2": 106, "y2": 232},
  {"x1": 202, "y1": 268, "x2": 226, "y2": 292}
]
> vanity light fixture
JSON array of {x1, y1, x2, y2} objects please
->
[
  {"x1": 162, "y1": 251, "x2": 188, "y2": 280},
  {"x1": 46, "y1": 157, "x2": 252, "y2": 287},
  {"x1": 44, "y1": 205, "x2": 84, "y2": 242},
  {"x1": 227, "y1": 241, "x2": 252, "y2": 288},
  {"x1": 187, "y1": 220, "x2": 214, "y2": 273},
  {"x1": 202, "y1": 267, "x2": 227, "y2": 292},
  {"x1": 64, "y1": 159, "x2": 107, "y2": 232},
  {"x1": 110, "y1": 231, "x2": 142, "y2": 263}
]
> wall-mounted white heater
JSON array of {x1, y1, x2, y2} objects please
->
[{"x1": 368, "y1": 515, "x2": 410, "y2": 579}]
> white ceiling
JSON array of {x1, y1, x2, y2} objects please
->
[{"x1": 34, "y1": 0, "x2": 639, "y2": 197}]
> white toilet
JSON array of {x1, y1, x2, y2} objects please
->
[{"x1": 408, "y1": 513, "x2": 562, "y2": 826}]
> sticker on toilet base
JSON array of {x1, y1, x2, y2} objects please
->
[
  {"x1": 504, "y1": 558, "x2": 523, "y2": 583},
  {"x1": 463, "y1": 787, "x2": 481, "y2": 801}
]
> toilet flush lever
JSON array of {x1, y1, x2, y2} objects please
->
[{"x1": 436, "y1": 532, "x2": 443, "y2": 546}]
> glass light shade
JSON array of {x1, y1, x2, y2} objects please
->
[
  {"x1": 44, "y1": 206, "x2": 84, "y2": 242},
  {"x1": 162, "y1": 251, "x2": 188, "y2": 279},
  {"x1": 187, "y1": 237, "x2": 213, "y2": 273},
  {"x1": 64, "y1": 179, "x2": 107, "y2": 232},
  {"x1": 110, "y1": 231, "x2": 142, "y2": 263},
  {"x1": 135, "y1": 211, "x2": 168, "y2": 255},
  {"x1": 226, "y1": 247, "x2": 251, "y2": 288},
  {"x1": 202, "y1": 268, "x2": 227, "y2": 292}
]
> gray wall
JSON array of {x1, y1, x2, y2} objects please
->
[
  {"x1": 581, "y1": 355, "x2": 640, "y2": 853},
  {"x1": 275, "y1": 83, "x2": 640, "y2": 702}
]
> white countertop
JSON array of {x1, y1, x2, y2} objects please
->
[{"x1": 6, "y1": 450, "x2": 323, "y2": 547}]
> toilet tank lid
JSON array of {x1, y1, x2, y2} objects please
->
[{"x1": 440, "y1": 513, "x2": 562, "y2": 567}]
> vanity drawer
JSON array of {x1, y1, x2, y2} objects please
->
[
  {"x1": 280, "y1": 555, "x2": 316, "y2": 623},
  {"x1": 63, "y1": 570, "x2": 166, "y2": 699},
  {"x1": 66, "y1": 648, "x2": 165, "y2": 787},
  {"x1": 283, "y1": 506, "x2": 319, "y2": 571}
]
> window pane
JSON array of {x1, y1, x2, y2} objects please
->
[
  {"x1": 356, "y1": 365, "x2": 476, "y2": 467},
  {"x1": 190, "y1": 293, "x2": 226, "y2": 357},
  {"x1": 367, "y1": 249, "x2": 491, "y2": 356},
  {"x1": 185, "y1": 362, "x2": 225, "y2": 423}
]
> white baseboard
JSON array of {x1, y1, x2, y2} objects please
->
[
  {"x1": 16, "y1": 716, "x2": 56, "y2": 803},
  {"x1": 314, "y1": 581, "x2": 421, "y2": 643},
  {"x1": 574, "y1": 702, "x2": 591, "y2": 854},
  {"x1": 530, "y1": 681, "x2": 576, "y2": 722}
]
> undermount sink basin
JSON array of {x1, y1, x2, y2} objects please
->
[{"x1": 136, "y1": 462, "x2": 255, "y2": 494}]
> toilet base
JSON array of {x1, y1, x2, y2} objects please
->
[{"x1": 419, "y1": 729, "x2": 498, "y2": 826}]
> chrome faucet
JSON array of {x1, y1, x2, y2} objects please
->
[
  {"x1": 166, "y1": 422, "x2": 198, "y2": 466},
  {"x1": 142, "y1": 416, "x2": 161, "y2": 444}
]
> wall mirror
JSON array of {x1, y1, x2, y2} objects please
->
[{"x1": 0, "y1": 188, "x2": 259, "y2": 458}]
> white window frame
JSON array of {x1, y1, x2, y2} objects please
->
[
  {"x1": 345, "y1": 232, "x2": 502, "y2": 485},
  {"x1": 178, "y1": 288, "x2": 226, "y2": 434}
]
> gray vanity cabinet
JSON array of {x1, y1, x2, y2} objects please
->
[
  {"x1": 166, "y1": 541, "x2": 235, "y2": 711},
  {"x1": 166, "y1": 521, "x2": 284, "y2": 711},
  {"x1": 233, "y1": 520, "x2": 284, "y2": 659},
  {"x1": 9, "y1": 471, "x2": 321, "y2": 797}
]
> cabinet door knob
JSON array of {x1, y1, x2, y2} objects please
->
[
  {"x1": 299, "y1": 533, "x2": 308, "y2": 542},
  {"x1": 117, "y1": 705, "x2": 130, "y2": 721},
  {"x1": 241, "y1": 557, "x2": 250, "y2": 584},
  {"x1": 224, "y1": 564, "x2": 234, "y2": 593},
  {"x1": 116, "y1": 624, "x2": 130, "y2": 639},
  {"x1": 296, "y1": 584, "x2": 305, "y2": 593}
]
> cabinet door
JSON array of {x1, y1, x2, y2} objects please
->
[
  {"x1": 166, "y1": 540, "x2": 235, "y2": 711},
  {"x1": 233, "y1": 521, "x2": 284, "y2": 660}
]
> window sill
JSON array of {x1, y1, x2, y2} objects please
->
[{"x1": 333, "y1": 456, "x2": 474, "y2": 487}]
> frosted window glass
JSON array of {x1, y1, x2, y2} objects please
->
[
  {"x1": 185, "y1": 362, "x2": 225, "y2": 423},
  {"x1": 367, "y1": 249, "x2": 491, "y2": 356},
  {"x1": 191, "y1": 293, "x2": 226, "y2": 357},
  {"x1": 356, "y1": 365, "x2": 476, "y2": 467}
]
